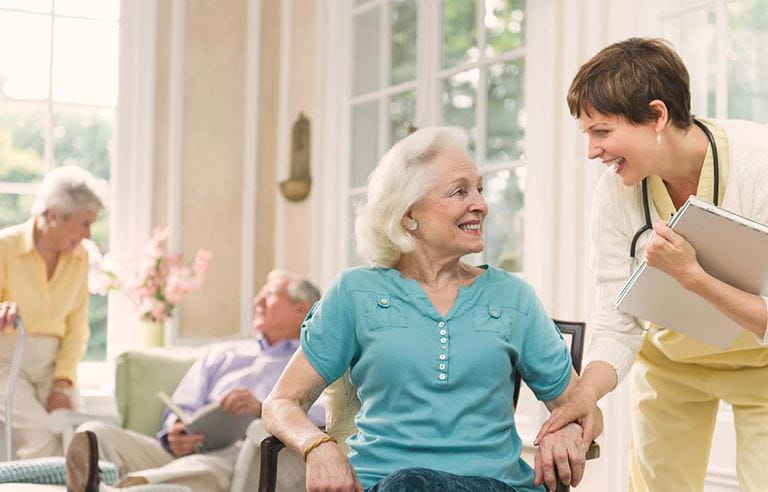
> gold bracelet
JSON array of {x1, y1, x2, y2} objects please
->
[{"x1": 302, "y1": 435, "x2": 337, "y2": 462}]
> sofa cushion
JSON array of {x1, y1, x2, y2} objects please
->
[{"x1": 115, "y1": 346, "x2": 205, "y2": 437}]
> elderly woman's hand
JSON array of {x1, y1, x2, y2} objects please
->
[
  {"x1": 46, "y1": 379, "x2": 74, "y2": 412},
  {"x1": 645, "y1": 221, "x2": 706, "y2": 290},
  {"x1": 305, "y1": 441, "x2": 363, "y2": 492},
  {"x1": 534, "y1": 422, "x2": 587, "y2": 492},
  {"x1": 0, "y1": 302, "x2": 19, "y2": 332}
]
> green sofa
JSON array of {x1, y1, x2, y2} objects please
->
[
  {"x1": 113, "y1": 345, "x2": 301, "y2": 491},
  {"x1": 115, "y1": 346, "x2": 205, "y2": 437},
  {"x1": 0, "y1": 344, "x2": 286, "y2": 492}
]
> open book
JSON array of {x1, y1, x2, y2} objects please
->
[
  {"x1": 158, "y1": 392, "x2": 255, "y2": 452},
  {"x1": 616, "y1": 196, "x2": 768, "y2": 348}
]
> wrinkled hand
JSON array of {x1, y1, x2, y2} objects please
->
[
  {"x1": 167, "y1": 420, "x2": 204, "y2": 457},
  {"x1": 645, "y1": 221, "x2": 704, "y2": 289},
  {"x1": 534, "y1": 423, "x2": 587, "y2": 491},
  {"x1": 536, "y1": 389, "x2": 599, "y2": 447},
  {"x1": 220, "y1": 389, "x2": 262, "y2": 417},
  {"x1": 305, "y1": 441, "x2": 363, "y2": 492},
  {"x1": 0, "y1": 302, "x2": 19, "y2": 333}
]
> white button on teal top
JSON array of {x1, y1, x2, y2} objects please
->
[
  {"x1": 439, "y1": 329, "x2": 447, "y2": 336},
  {"x1": 440, "y1": 337, "x2": 448, "y2": 343},
  {"x1": 300, "y1": 265, "x2": 571, "y2": 491}
]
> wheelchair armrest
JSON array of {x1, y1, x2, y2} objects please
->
[
  {"x1": 258, "y1": 435, "x2": 286, "y2": 492},
  {"x1": 555, "y1": 440, "x2": 600, "y2": 492},
  {"x1": 586, "y1": 440, "x2": 600, "y2": 460}
]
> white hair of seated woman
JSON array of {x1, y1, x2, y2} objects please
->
[{"x1": 354, "y1": 127, "x2": 468, "y2": 268}]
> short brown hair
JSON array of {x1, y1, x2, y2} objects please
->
[{"x1": 567, "y1": 38, "x2": 693, "y2": 130}]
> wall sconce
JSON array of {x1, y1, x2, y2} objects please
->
[{"x1": 280, "y1": 112, "x2": 311, "y2": 201}]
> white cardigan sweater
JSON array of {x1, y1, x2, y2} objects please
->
[{"x1": 584, "y1": 119, "x2": 768, "y2": 382}]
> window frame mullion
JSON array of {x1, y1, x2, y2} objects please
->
[
  {"x1": 714, "y1": 0, "x2": 728, "y2": 118},
  {"x1": 380, "y1": 0, "x2": 390, "y2": 149},
  {"x1": 475, "y1": 0, "x2": 488, "y2": 170},
  {"x1": 44, "y1": 8, "x2": 55, "y2": 172}
]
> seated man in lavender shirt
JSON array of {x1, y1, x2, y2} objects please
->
[{"x1": 64, "y1": 270, "x2": 324, "y2": 492}]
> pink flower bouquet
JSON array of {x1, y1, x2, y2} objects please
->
[
  {"x1": 128, "y1": 228, "x2": 211, "y2": 323},
  {"x1": 84, "y1": 228, "x2": 211, "y2": 323}
]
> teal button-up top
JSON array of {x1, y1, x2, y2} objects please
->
[{"x1": 301, "y1": 265, "x2": 571, "y2": 490}]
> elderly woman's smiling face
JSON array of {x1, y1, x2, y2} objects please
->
[{"x1": 407, "y1": 150, "x2": 487, "y2": 258}]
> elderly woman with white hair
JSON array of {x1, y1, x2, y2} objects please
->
[
  {"x1": 0, "y1": 165, "x2": 105, "y2": 459},
  {"x1": 264, "y1": 128, "x2": 602, "y2": 492}
]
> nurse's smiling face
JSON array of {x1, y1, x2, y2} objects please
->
[{"x1": 579, "y1": 106, "x2": 660, "y2": 187}]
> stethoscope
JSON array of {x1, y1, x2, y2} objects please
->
[{"x1": 628, "y1": 118, "x2": 720, "y2": 261}]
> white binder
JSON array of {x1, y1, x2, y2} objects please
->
[{"x1": 615, "y1": 196, "x2": 768, "y2": 348}]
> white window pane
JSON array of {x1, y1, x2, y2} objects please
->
[
  {"x1": 484, "y1": 167, "x2": 525, "y2": 272},
  {"x1": 0, "y1": 99, "x2": 46, "y2": 182},
  {"x1": 663, "y1": 9, "x2": 715, "y2": 116},
  {"x1": 0, "y1": 11, "x2": 51, "y2": 100},
  {"x1": 0, "y1": 192, "x2": 34, "y2": 228},
  {"x1": 351, "y1": 100, "x2": 379, "y2": 187},
  {"x1": 388, "y1": 90, "x2": 415, "y2": 147},
  {"x1": 727, "y1": 2, "x2": 768, "y2": 123},
  {"x1": 486, "y1": 60, "x2": 525, "y2": 163},
  {"x1": 484, "y1": 0, "x2": 525, "y2": 58},
  {"x1": 353, "y1": 7, "x2": 381, "y2": 96},
  {"x1": 55, "y1": 0, "x2": 119, "y2": 21},
  {"x1": 390, "y1": 0, "x2": 417, "y2": 85},
  {"x1": 0, "y1": 0, "x2": 51, "y2": 13},
  {"x1": 53, "y1": 104, "x2": 113, "y2": 180},
  {"x1": 442, "y1": 0, "x2": 478, "y2": 69},
  {"x1": 52, "y1": 17, "x2": 118, "y2": 106},
  {"x1": 441, "y1": 69, "x2": 478, "y2": 154}
]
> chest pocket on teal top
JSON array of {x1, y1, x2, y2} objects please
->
[
  {"x1": 363, "y1": 293, "x2": 407, "y2": 330},
  {"x1": 473, "y1": 305, "x2": 514, "y2": 339}
]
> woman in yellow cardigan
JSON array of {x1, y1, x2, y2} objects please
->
[{"x1": 0, "y1": 165, "x2": 105, "y2": 459}]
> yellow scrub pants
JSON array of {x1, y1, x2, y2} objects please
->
[{"x1": 629, "y1": 341, "x2": 768, "y2": 492}]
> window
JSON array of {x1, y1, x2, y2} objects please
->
[
  {"x1": 0, "y1": 0, "x2": 119, "y2": 361},
  {"x1": 661, "y1": 0, "x2": 768, "y2": 124},
  {"x1": 346, "y1": 0, "x2": 527, "y2": 271}
]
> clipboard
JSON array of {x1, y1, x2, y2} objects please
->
[{"x1": 615, "y1": 196, "x2": 768, "y2": 348}]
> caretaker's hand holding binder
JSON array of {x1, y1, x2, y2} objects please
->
[
  {"x1": 644, "y1": 221, "x2": 705, "y2": 291},
  {"x1": 615, "y1": 196, "x2": 768, "y2": 348}
]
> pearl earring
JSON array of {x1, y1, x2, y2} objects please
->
[
  {"x1": 406, "y1": 219, "x2": 418, "y2": 231},
  {"x1": 656, "y1": 132, "x2": 662, "y2": 144}
]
